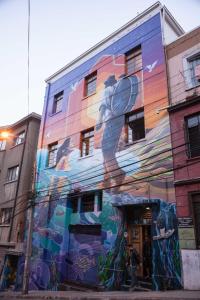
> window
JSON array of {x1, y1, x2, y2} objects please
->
[
  {"x1": 14, "y1": 131, "x2": 25, "y2": 146},
  {"x1": 7, "y1": 166, "x2": 19, "y2": 182},
  {"x1": 0, "y1": 208, "x2": 12, "y2": 225},
  {"x1": 81, "y1": 128, "x2": 94, "y2": 157},
  {"x1": 69, "y1": 194, "x2": 79, "y2": 213},
  {"x1": 126, "y1": 109, "x2": 145, "y2": 143},
  {"x1": 69, "y1": 191, "x2": 102, "y2": 213},
  {"x1": 69, "y1": 224, "x2": 101, "y2": 235},
  {"x1": 85, "y1": 71, "x2": 97, "y2": 96},
  {"x1": 186, "y1": 113, "x2": 200, "y2": 158},
  {"x1": 52, "y1": 91, "x2": 63, "y2": 114},
  {"x1": 125, "y1": 46, "x2": 142, "y2": 76},
  {"x1": 192, "y1": 194, "x2": 200, "y2": 249},
  {"x1": 0, "y1": 140, "x2": 6, "y2": 151},
  {"x1": 188, "y1": 54, "x2": 200, "y2": 87},
  {"x1": 47, "y1": 142, "x2": 58, "y2": 167},
  {"x1": 81, "y1": 193, "x2": 95, "y2": 212}
]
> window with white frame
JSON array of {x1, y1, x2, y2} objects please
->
[
  {"x1": 7, "y1": 165, "x2": 19, "y2": 182},
  {"x1": 14, "y1": 131, "x2": 25, "y2": 146},
  {"x1": 186, "y1": 113, "x2": 200, "y2": 158},
  {"x1": 184, "y1": 52, "x2": 200, "y2": 89},
  {"x1": 126, "y1": 109, "x2": 145, "y2": 143},
  {"x1": 52, "y1": 91, "x2": 63, "y2": 114},
  {"x1": 188, "y1": 54, "x2": 200, "y2": 87},
  {"x1": 0, "y1": 208, "x2": 12, "y2": 225},
  {"x1": 47, "y1": 142, "x2": 58, "y2": 167},
  {"x1": 0, "y1": 140, "x2": 6, "y2": 151},
  {"x1": 81, "y1": 128, "x2": 94, "y2": 157}
]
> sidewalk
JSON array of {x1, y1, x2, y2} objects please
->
[{"x1": 0, "y1": 290, "x2": 200, "y2": 300}]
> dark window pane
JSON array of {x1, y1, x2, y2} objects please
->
[
  {"x1": 192, "y1": 194, "x2": 200, "y2": 249},
  {"x1": 81, "y1": 193, "x2": 95, "y2": 212},
  {"x1": 126, "y1": 109, "x2": 145, "y2": 143},
  {"x1": 187, "y1": 114, "x2": 200, "y2": 158}
]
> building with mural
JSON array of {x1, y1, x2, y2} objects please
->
[
  {"x1": 0, "y1": 113, "x2": 41, "y2": 290},
  {"x1": 167, "y1": 27, "x2": 200, "y2": 290},
  {"x1": 30, "y1": 2, "x2": 185, "y2": 291}
]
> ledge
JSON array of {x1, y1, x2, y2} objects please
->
[
  {"x1": 168, "y1": 96, "x2": 200, "y2": 113},
  {"x1": 174, "y1": 177, "x2": 200, "y2": 186}
]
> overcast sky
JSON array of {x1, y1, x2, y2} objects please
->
[{"x1": 0, "y1": 0, "x2": 199, "y2": 125}]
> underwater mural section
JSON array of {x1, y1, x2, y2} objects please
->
[{"x1": 30, "y1": 13, "x2": 182, "y2": 291}]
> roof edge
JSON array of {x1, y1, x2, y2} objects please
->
[{"x1": 0, "y1": 112, "x2": 41, "y2": 130}]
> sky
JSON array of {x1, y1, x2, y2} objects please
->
[{"x1": 0, "y1": 0, "x2": 199, "y2": 126}]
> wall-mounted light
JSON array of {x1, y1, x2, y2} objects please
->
[{"x1": 155, "y1": 105, "x2": 170, "y2": 114}]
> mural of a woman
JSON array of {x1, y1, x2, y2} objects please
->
[{"x1": 96, "y1": 74, "x2": 139, "y2": 190}]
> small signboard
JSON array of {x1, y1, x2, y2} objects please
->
[{"x1": 178, "y1": 217, "x2": 193, "y2": 228}]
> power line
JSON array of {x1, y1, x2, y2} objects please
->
[
  {"x1": 35, "y1": 140, "x2": 193, "y2": 199},
  {"x1": 35, "y1": 124, "x2": 188, "y2": 194},
  {"x1": 34, "y1": 152, "x2": 199, "y2": 207}
]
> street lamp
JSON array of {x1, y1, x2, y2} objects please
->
[{"x1": 0, "y1": 131, "x2": 11, "y2": 139}]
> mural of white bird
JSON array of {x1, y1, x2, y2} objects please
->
[
  {"x1": 146, "y1": 60, "x2": 158, "y2": 72},
  {"x1": 71, "y1": 82, "x2": 78, "y2": 91}
]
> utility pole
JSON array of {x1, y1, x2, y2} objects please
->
[{"x1": 22, "y1": 192, "x2": 34, "y2": 294}]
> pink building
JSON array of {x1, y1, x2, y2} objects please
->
[{"x1": 167, "y1": 27, "x2": 200, "y2": 253}]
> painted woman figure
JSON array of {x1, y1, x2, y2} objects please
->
[{"x1": 96, "y1": 74, "x2": 138, "y2": 190}]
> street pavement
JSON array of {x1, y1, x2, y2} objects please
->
[{"x1": 0, "y1": 290, "x2": 200, "y2": 300}]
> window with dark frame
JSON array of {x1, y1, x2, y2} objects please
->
[
  {"x1": 52, "y1": 91, "x2": 63, "y2": 114},
  {"x1": 81, "y1": 128, "x2": 94, "y2": 157},
  {"x1": 0, "y1": 140, "x2": 6, "y2": 151},
  {"x1": 47, "y1": 142, "x2": 58, "y2": 167},
  {"x1": 126, "y1": 109, "x2": 145, "y2": 143},
  {"x1": 192, "y1": 193, "x2": 200, "y2": 249},
  {"x1": 7, "y1": 165, "x2": 19, "y2": 182},
  {"x1": 85, "y1": 71, "x2": 97, "y2": 97},
  {"x1": 186, "y1": 113, "x2": 200, "y2": 158},
  {"x1": 125, "y1": 46, "x2": 142, "y2": 76},
  {"x1": 69, "y1": 195, "x2": 79, "y2": 213},
  {"x1": 14, "y1": 131, "x2": 25, "y2": 146},
  {"x1": 81, "y1": 193, "x2": 95, "y2": 213},
  {"x1": 0, "y1": 208, "x2": 12, "y2": 225}
]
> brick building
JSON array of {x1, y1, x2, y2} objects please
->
[
  {"x1": 167, "y1": 26, "x2": 200, "y2": 289},
  {"x1": 0, "y1": 113, "x2": 41, "y2": 289}
]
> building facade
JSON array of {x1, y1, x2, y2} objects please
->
[
  {"x1": 0, "y1": 113, "x2": 41, "y2": 289},
  {"x1": 167, "y1": 27, "x2": 200, "y2": 289},
  {"x1": 31, "y1": 3, "x2": 184, "y2": 291}
]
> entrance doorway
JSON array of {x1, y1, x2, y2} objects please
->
[{"x1": 125, "y1": 205, "x2": 152, "y2": 282}]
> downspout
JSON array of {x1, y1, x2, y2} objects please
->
[
  {"x1": 36, "y1": 82, "x2": 51, "y2": 182},
  {"x1": 8, "y1": 119, "x2": 30, "y2": 242}
]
